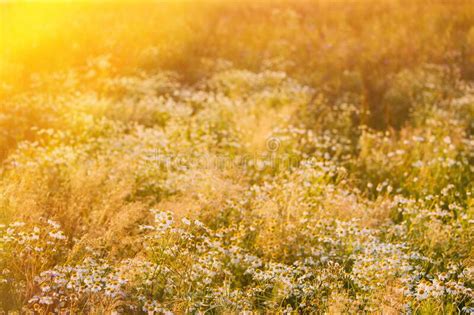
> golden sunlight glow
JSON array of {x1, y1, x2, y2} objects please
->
[{"x1": 0, "y1": 0, "x2": 473, "y2": 313}]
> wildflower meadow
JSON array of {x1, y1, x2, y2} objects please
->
[{"x1": 0, "y1": 0, "x2": 473, "y2": 313}]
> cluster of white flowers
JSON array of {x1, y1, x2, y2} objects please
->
[{"x1": 28, "y1": 258, "x2": 127, "y2": 313}]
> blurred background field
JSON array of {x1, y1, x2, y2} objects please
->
[{"x1": 0, "y1": 0, "x2": 473, "y2": 313}]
